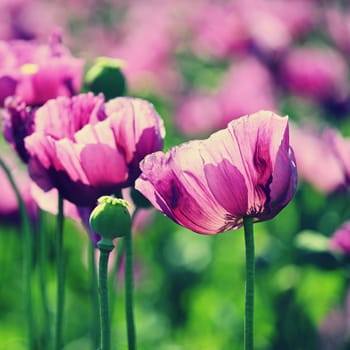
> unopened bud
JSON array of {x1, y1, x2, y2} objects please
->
[
  {"x1": 85, "y1": 56, "x2": 127, "y2": 100},
  {"x1": 89, "y1": 196, "x2": 131, "y2": 241}
]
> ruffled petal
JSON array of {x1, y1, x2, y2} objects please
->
[
  {"x1": 34, "y1": 93, "x2": 106, "y2": 139},
  {"x1": 106, "y1": 97, "x2": 165, "y2": 163}
]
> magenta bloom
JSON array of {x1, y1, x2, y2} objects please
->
[
  {"x1": 136, "y1": 111, "x2": 297, "y2": 234},
  {"x1": 24, "y1": 93, "x2": 165, "y2": 207},
  {"x1": 330, "y1": 221, "x2": 350, "y2": 256},
  {"x1": 289, "y1": 123, "x2": 350, "y2": 193},
  {"x1": 280, "y1": 47, "x2": 349, "y2": 101},
  {"x1": 0, "y1": 32, "x2": 83, "y2": 106}
]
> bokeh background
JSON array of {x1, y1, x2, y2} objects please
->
[{"x1": 2, "y1": 0, "x2": 350, "y2": 349}]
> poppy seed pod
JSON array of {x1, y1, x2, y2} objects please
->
[{"x1": 89, "y1": 196, "x2": 131, "y2": 240}]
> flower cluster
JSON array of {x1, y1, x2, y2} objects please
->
[{"x1": 1, "y1": 1, "x2": 350, "y2": 349}]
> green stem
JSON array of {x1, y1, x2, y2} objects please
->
[
  {"x1": 0, "y1": 158, "x2": 35, "y2": 350},
  {"x1": 54, "y1": 194, "x2": 65, "y2": 350},
  {"x1": 98, "y1": 239, "x2": 115, "y2": 350},
  {"x1": 109, "y1": 208, "x2": 138, "y2": 298},
  {"x1": 124, "y1": 228, "x2": 136, "y2": 350},
  {"x1": 89, "y1": 240, "x2": 100, "y2": 350},
  {"x1": 243, "y1": 216, "x2": 255, "y2": 350},
  {"x1": 38, "y1": 209, "x2": 51, "y2": 349}
]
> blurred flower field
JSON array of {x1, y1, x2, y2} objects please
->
[{"x1": 1, "y1": 0, "x2": 350, "y2": 349}]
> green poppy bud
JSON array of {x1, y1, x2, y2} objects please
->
[
  {"x1": 85, "y1": 56, "x2": 127, "y2": 100},
  {"x1": 89, "y1": 196, "x2": 131, "y2": 242}
]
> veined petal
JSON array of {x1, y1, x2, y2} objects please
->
[
  {"x1": 136, "y1": 143, "x2": 238, "y2": 234},
  {"x1": 204, "y1": 159, "x2": 248, "y2": 219},
  {"x1": 225, "y1": 111, "x2": 289, "y2": 215}
]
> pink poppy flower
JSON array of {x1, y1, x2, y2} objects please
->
[
  {"x1": 135, "y1": 111, "x2": 297, "y2": 234},
  {"x1": 218, "y1": 57, "x2": 277, "y2": 126},
  {"x1": 0, "y1": 31, "x2": 83, "y2": 106},
  {"x1": 289, "y1": 123, "x2": 349, "y2": 193},
  {"x1": 24, "y1": 93, "x2": 165, "y2": 207},
  {"x1": 330, "y1": 221, "x2": 350, "y2": 256},
  {"x1": 279, "y1": 47, "x2": 349, "y2": 101},
  {"x1": 175, "y1": 93, "x2": 223, "y2": 137}
]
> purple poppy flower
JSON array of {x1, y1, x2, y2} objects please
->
[
  {"x1": 0, "y1": 31, "x2": 83, "y2": 106},
  {"x1": 135, "y1": 111, "x2": 297, "y2": 234},
  {"x1": 24, "y1": 93, "x2": 165, "y2": 207}
]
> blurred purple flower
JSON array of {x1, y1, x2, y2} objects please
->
[
  {"x1": 175, "y1": 93, "x2": 223, "y2": 137},
  {"x1": 329, "y1": 221, "x2": 350, "y2": 256},
  {"x1": 2, "y1": 96, "x2": 36, "y2": 163},
  {"x1": 240, "y1": 0, "x2": 317, "y2": 55},
  {"x1": 218, "y1": 57, "x2": 277, "y2": 126},
  {"x1": 0, "y1": 147, "x2": 37, "y2": 223},
  {"x1": 324, "y1": 128, "x2": 350, "y2": 185},
  {"x1": 24, "y1": 93, "x2": 165, "y2": 207},
  {"x1": 189, "y1": 2, "x2": 249, "y2": 59},
  {"x1": 289, "y1": 123, "x2": 349, "y2": 193},
  {"x1": 136, "y1": 111, "x2": 297, "y2": 234},
  {"x1": 0, "y1": 31, "x2": 83, "y2": 106},
  {"x1": 188, "y1": 0, "x2": 316, "y2": 59},
  {"x1": 0, "y1": 0, "x2": 67, "y2": 41},
  {"x1": 280, "y1": 47, "x2": 349, "y2": 101},
  {"x1": 30, "y1": 183, "x2": 80, "y2": 221},
  {"x1": 325, "y1": 7, "x2": 350, "y2": 55},
  {"x1": 319, "y1": 286, "x2": 350, "y2": 349},
  {"x1": 110, "y1": 3, "x2": 181, "y2": 95},
  {"x1": 175, "y1": 57, "x2": 277, "y2": 137}
]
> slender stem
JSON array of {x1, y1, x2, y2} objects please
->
[
  {"x1": 89, "y1": 240, "x2": 100, "y2": 350},
  {"x1": 54, "y1": 194, "x2": 65, "y2": 350},
  {"x1": 98, "y1": 240, "x2": 115, "y2": 350},
  {"x1": 110, "y1": 207, "x2": 138, "y2": 291},
  {"x1": 0, "y1": 158, "x2": 35, "y2": 350},
  {"x1": 243, "y1": 216, "x2": 255, "y2": 350},
  {"x1": 38, "y1": 209, "x2": 51, "y2": 349},
  {"x1": 109, "y1": 237, "x2": 124, "y2": 313},
  {"x1": 124, "y1": 228, "x2": 136, "y2": 350}
]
